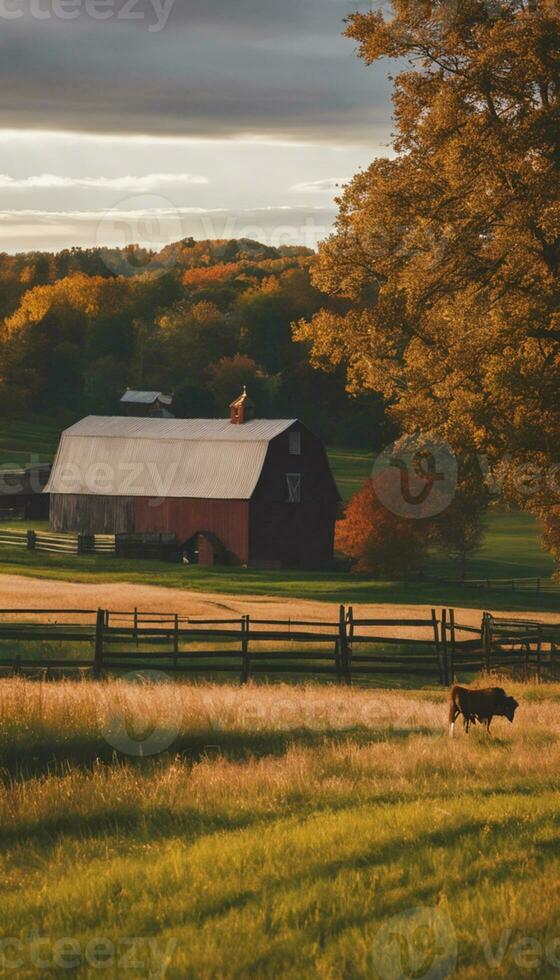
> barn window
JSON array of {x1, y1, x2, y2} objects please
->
[
  {"x1": 286, "y1": 473, "x2": 301, "y2": 503},
  {"x1": 289, "y1": 431, "x2": 301, "y2": 455}
]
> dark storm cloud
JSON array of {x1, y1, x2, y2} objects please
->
[{"x1": 0, "y1": 0, "x2": 393, "y2": 141}]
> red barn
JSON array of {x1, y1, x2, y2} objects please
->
[{"x1": 46, "y1": 392, "x2": 339, "y2": 568}]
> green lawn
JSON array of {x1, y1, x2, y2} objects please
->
[
  {"x1": 2, "y1": 678, "x2": 560, "y2": 979},
  {"x1": 0, "y1": 418, "x2": 60, "y2": 467},
  {"x1": 428, "y1": 508, "x2": 555, "y2": 580},
  {"x1": 328, "y1": 447, "x2": 372, "y2": 501}
]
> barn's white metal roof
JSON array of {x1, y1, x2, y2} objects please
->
[
  {"x1": 46, "y1": 416, "x2": 297, "y2": 500},
  {"x1": 61, "y1": 416, "x2": 296, "y2": 442}
]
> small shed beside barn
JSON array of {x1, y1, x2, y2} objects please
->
[{"x1": 45, "y1": 395, "x2": 339, "y2": 569}]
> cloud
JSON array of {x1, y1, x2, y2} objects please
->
[
  {"x1": 0, "y1": 173, "x2": 208, "y2": 191},
  {"x1": 292, "y1": 177, "x2": 351, "y2": 194},
  {"x1": 0, "y1": 0, "x2": 393, "y2": 143}
]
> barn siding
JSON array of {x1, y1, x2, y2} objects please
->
[
  {"x1": 249, "y1": 499, "x2": 336, "y2": 568},
  {"x1": 134, "y1": 498, "x2": 250, "y2": 565},
  {"x1": 50, "y1": 494, "x2": 135, "y2": 534},
  {"x1": 249, "y1": 424, "x2": 338, "y2": 569}
]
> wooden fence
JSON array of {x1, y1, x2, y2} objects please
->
[
  {"x1": 428, "y1": 575, "x2": 560, "y2": 596},
  {"x1": 0, "y1": 528, "x2": 116, "y2": 555},
  {"x1": 0, "y1": 606, "x2": 558, "y2": 684},
  {"x1": 0, "y1": 528, "x2": 172, "y2": 559},
  {"x1": 0, "y1": 528, "x2": 28, "y2": 549},
  {"x1": 481, "y1": 613, "x2": 560, "y2": 679}
]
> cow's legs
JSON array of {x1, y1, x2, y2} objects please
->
[{"x1": 448, "y1": 703, "x2": 460, "y2": 737}]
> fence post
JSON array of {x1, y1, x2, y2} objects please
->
[
  {"x1": 431, "y1": 609, "x2": 443, "y2": 685},
  {"x1": 346, "y1": 606, "x2": 354, "y2": 684},
  {"x1": 339, "y1": 605, "x2": 350, "y2": 686},
  {"x1": 173, "y1": 614, "x2": 179, "y2": 668},
  {"x1": 27, "y1": 530, "x2": 36, "y2": 550},
  {"x1": 241, "y1": 615, "x2": 251, "y2": 684},
  {"x1": 133, "y1": 607, "x2": 139, "y2": 646},
  {"x1": 551, "y1": 638, "x2": 558, "y2": 678},
  {"x1": 441, "y1": 608, "x2": 449, "y2": 686},
  {"x1": 483, "y1": 613, "x2": 491, "y2": 672},
  {"x1": 334, "y1": 638, "x2": 343, "y2": 683},
  {"x1": 536, "y1": 626, "x2": 542, "y2": 681},
  {"x1": 449, "y1": 608, "x2": 456, "y2": 684},
  {"x1": 94, "y1": 608, "x2": 105, "y2": 679}
]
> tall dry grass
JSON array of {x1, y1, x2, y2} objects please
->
[
  {"x1": 2, "y1": 678, "x2": 560, "y2": 978},
  {"x1": 1, "y1": 676, "x2": 559, "y2": 832}
]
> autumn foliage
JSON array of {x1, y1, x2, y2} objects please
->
[
  {"x1": 182, "y1": 263, "x2": 240, "y2": 289},
  {"x1": 296, "y1": 0, "x2": 560, "y2": 542},
  {"x1": 335, "y1": 479, "x2": 426, "y2": 578}
]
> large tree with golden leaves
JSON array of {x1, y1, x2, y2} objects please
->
[{"x1": 296, "y1": 0, "x2": 560, "y2": 536}]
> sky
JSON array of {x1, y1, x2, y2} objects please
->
[{"x1": 0, "y1": 0, "x2": 395, "y2": 254}]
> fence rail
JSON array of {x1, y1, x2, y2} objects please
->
[
  {"x1": 0, "y1": 528, "x2": 116, "y2": 555},
  {"x1": 0, "y1": 606, "x2": 558, "y2": 684}
]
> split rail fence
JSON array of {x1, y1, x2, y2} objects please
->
[
  {"x1": 0, "y1": 606, "x2": 559, "y2": 684},
  {"x1": 0, "y1": 528, "x2": 115, "y2": 555}
]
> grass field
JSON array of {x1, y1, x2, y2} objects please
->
[
  {"x1": 2, "y1": 676, "x2": 560, "y2": 978},
  {"x1": 327, "y1": 447, "x2": 373, "y2": 501},
  {"x1": 0, "y1": 418, "x2": 60, "y2": 467}
]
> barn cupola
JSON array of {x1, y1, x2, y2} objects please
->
[{"x1": 230, "y1": 386, "x2": 256, "y2": 425}]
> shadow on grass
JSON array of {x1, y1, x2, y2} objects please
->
[
  {"x1": 185, "y1": 806, "x2": 560, "y2": 947},
  {"x1": 1, "y1": 770, "x2": 550, "y2": 857},
  {"x1": 0, "y1": 725, "x2": 439, "y2": 782}
]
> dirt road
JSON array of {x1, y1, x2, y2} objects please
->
[{"x1": 0, "y1": 573, "x2": 555, "y2": 637}]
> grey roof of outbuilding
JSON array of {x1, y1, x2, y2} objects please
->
[
  {"x1": 120, "y1": 390, "x2": 173, "y2": 406},
  {"x1": 45, "y1": 416, "x2": 298, "y2": 500}
]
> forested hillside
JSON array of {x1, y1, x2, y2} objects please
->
[{"x1": 0, "y1": 238, "x2": 390, "y2": 448}]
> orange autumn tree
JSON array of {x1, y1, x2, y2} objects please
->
[
  {"x1": 295, "y1": 0, "x2": 560, "y2": 560},
  {"x1": 336, "y1": 478, "x2": 427, "y2": 577},
  {"x1": 182, "y1": 263, "x2": 241, "y2": 289}
]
